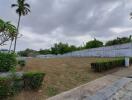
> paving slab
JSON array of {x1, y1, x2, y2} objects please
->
[
  {"x1": 83, "y1": 78, "x2": 132, "y2": 100},
  {"x1": 109, "y1": 81, "x2": 132, "y2": 100}
]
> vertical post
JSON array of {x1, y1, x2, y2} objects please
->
[{"x1": 125, "y1": 57, "x2": 130, "y2": 67}]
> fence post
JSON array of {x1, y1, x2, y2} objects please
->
[{"x1": 125, "y1": 57, "x2": 130, "y2": 67}]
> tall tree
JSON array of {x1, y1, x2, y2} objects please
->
[
  {"x1": 0, "y1": 19, "x2": 16, "y2": 47},
  {"x1": 11, "y1": 0, "x2": 30, "y2": 52},
  {"x1": 5, "y1": 22, "x2": 17, "y2": 53}
]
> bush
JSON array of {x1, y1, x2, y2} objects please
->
[
  {"x1": 130, "y1": 58, "x2": 132, "y2": 64},
  {"x1": 0, "y1": 76, "x2": 23, "y2": 99},
  {"x1": 0, "y1": 53, "x2": 17, "y2": 72},
  {"x1": 91, "y1": 59, "x2": 125, "y2": 72},
  {"x1": 18, "y1": 60, "x2": 26, "y2": 68},
  {"x1": 0, "y1": 77, "x2": 12, "y2": 99},
  {"x1": 11, "y1": 77, "x2": 23, "y2": 94},
  {"x1": 23, "y1": 72, "x2": 45, "y2": 90},
  {"x1": 0, "y1": 72, "x2": 45, "y2": 98}
]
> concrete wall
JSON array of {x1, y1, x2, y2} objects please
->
[
  {"x1": 36, "y1": 43, "x2": 132, "y2": 58},
  {"x1": 62, "y1": 43, "x2": 132, "y2": 57}
]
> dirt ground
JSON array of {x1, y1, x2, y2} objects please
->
[{"x1": 9, "y1": 57, "x2": 120, "y2": 100}]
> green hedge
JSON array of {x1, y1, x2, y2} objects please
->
[
  {"x1": 0, "y1": 77, "x2": 12, "y2": 99},
  {"x1": 91, "y1": 59, "x2": 125, "y2": 72},
  {"x1": 0, "y1": 53, "x2": 17, "y2": 72},
  {"x1": 130, "y1": 58, "x2": 132, "y2": 64},
  {"x1": 0, "y1": 77, "x2": 22, "y2": 99},
  {"x1": 23, "y1": 72, "x2": 45, "y2": 90},
  {"x1": 0, "y1": 72, "x2": 45, "y2": 98},
  {"x1": 18, "y1": 60, "x2": 26, "y2": 68}
]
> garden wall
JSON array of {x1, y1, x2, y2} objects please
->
[
  {"x1": 36, "y1": 43, "x2": 132, "y2": 58},
  {"x1": 63, "y1": 42, "x2": 132, "y2": 57}
]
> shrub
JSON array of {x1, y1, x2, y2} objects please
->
[
  {"x1": 91, "y1": 59, "x2": 125, "y2": 72},
  {"x1": 0, "y1": 53, "x2": 17, "y2": 72},
  {"x1": 0, "y1": 72, "x2": 45, "y2": 98},
  {"x1": 0, "y1": 76, "x2": 23, "y2": 99},
  {"x1": 0, "y1": 77, "x2": 12, "y2": 99},
  {"x1": 23, "y1": 72, "x2": 45, "y2": 90},
  {"x1": 11, "y1": 77, "x2": 23, "y2": 94},
  {"x1": 18, "y1": 60, "x2": 26, "y2": 68},
  {"x1": 130, "y1": 58, "x2": 132, "y2": 64}
]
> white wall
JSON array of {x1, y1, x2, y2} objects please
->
[
  {"x1": 63, "y1": 43, "x2": 132, "y2": 57},
  {"x1": 36, "y1": 43, "x2": 132, "y2": 58}
]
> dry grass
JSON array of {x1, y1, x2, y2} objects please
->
[{"x1": 10, "y1": 57, "x2": 120, "y2": 100}]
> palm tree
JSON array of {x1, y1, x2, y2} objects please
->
[{"x1": 11, "y1": 0, "x2": 30, "y2": 52}]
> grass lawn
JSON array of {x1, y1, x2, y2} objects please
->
[{"x1": 9, "y1": 57, "x2": 121, "y2": 100}]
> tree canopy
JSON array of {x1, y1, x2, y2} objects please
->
[
  {"x1": 105, "y1": 36, "x2": 132, "y2": 46},
  {"x1": 0, "y1": 18, "x2": 17, "y2": 46},
  {"x1": 85, "y1": 39, "x2": 103, "y2": 49}
]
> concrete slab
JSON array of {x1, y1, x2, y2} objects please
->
[
  {"x1": 84, "y1": 78, "x2": 132, "y2": 100},
  {"x1": 109, "y1": 81, "x2": 132, "y2": 100}
]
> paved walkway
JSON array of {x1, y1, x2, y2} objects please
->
[
  {"x1": 47, "y1": 66, "x2": 132, "y2": 100},
  {"x1": 109, "y1": 81, "x2": 132, "y2": 100},
  {"x1": 84, "y1": 78, "x2": 132, "y2": 100}
]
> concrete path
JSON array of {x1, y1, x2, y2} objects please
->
[
  {"x1": 84, "y1": 78, "x2": 132, "y2": 100},
  {"x1": 109, "y1": 81, "x2": 132, "y2": 100},
  {"x1": 47, "y1": 66, "x2": 132, "y2": 100}
]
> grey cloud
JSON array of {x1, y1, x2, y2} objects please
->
[
  {"x1": 0, "y1": 0, "x2": 132, "y2": 50},
  {"x1": 22, "y1": 0, "x2": 132, "y2": 36}
]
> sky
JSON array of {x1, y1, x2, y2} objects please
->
[{"x1": 0, "y1": 0, "x2": 132, "y2": 51}]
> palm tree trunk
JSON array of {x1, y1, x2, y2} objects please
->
[
  {"x1": 9, "y1": 40, "x2": 13, "y2": 53},
  {"x1": 13, "y1": 15, "x2": 21, "y2": 53}
]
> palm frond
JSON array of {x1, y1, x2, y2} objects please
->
[
  {"x1": 24, "y1": 3, "x2": 30, "y2": 8},
  {"x1": 25, "y1": 7, "x2": 31, "y2": 13},
  {"x1": 130, "y1": 12, "x2": 132, "y2": 19},
  {"x1": 11, "y1": 4, "x2": 18, "y2": 8}
]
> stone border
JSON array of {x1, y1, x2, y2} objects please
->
[{"x1": 0, "y1": 72, "x2": 23, "y2": 78}]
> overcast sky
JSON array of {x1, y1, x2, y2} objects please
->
[{"x1": 0, "y1": 0, "x2": 132, "y2": 50}]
